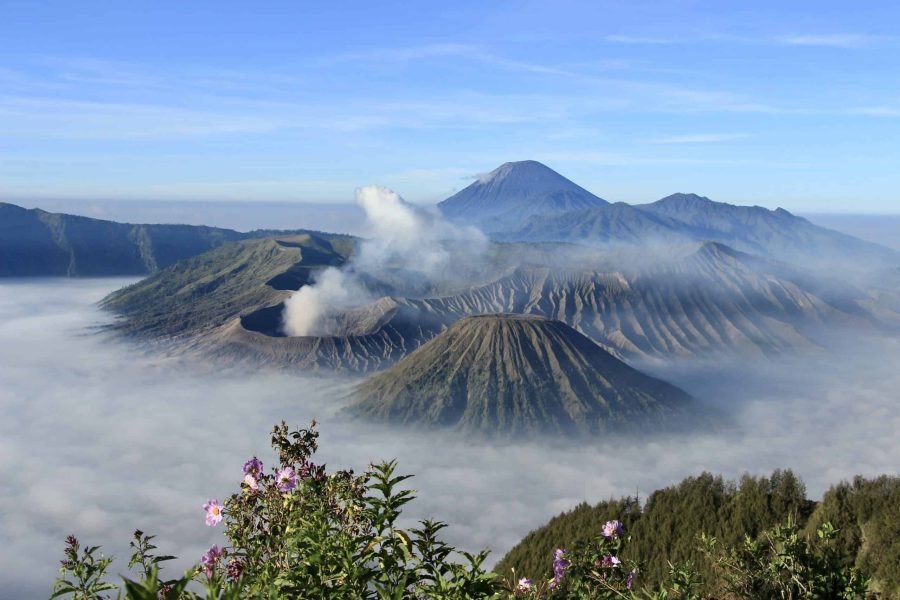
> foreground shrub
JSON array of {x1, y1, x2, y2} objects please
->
[
  {"x1": 54, "y1": 421, "x2": 497, "y2": 599},
  {"x1": 52, "y1": 422, "x2": 872, "y2": 599}
]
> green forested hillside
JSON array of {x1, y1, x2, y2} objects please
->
[
  {"x1": 497, "y1": 471, "x2": 900, "y2": 597},
  {"x1": 806, "y1": 475, "x2": 900, "y2": 597}
]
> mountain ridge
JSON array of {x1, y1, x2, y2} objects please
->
[
  {"x1": 434, "y1": 163, "x2": 898, "y2": 268},
  {"x1": 0, "y1": 202, "x2": 350, "y2": 277}
]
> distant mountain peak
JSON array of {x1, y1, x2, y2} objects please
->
[
  {"x1": 439, "y1": 160, "x2": 608, "y2": 231},
  {"x1": 475, "y1": 160, "x2": 567, "y2": 184},
  {"x1": 463, "y1": 160, "x2": 597, "y2": 195}
]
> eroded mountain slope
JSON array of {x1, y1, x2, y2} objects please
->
[{"x1": 347, "y1": 314, "x2": 694, "y2": 436}]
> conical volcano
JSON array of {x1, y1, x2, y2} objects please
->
[
  {"x1": 438, "y1": 161, "x2": 607, "y2": 231},
  {"x1": 346, "y1": 314, "x2": 693, "y2": 436}
]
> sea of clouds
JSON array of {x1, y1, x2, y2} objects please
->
[{"x1": 1, "y1": 279, "x2": 899, "y2": 598}]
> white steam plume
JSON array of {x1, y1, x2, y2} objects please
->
[{"x1": 282, "y1": 185, "x2": 486, "y2": 337}]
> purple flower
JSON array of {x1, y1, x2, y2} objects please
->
[
  {"x1": 242, "y1": 457, "x2": 263, "y2": 477},
  {"x1": 626, "y1": 569, "x2": 637, "y2": 590},
  {"x1": 600, "y1": 555, "x2": 622, "y2": 568},
  {"x1": 200, "y1": 544, "x2": 225, "y2": 576},
  {"x1": 550, "y1": 548, "x2": 569, "y2": 589},
  {"x1": 242, "y1": 473, "x2": 259, "y2": 491},
  {"x1": 276, "y1": 466, "x2": 297, "y2": 493},
  {"x1": 602, "y1": 519, "x2": 625, "y2": 539},
  {"x1": 203, "y1": 498, "x2": 223, "y2": 526}
]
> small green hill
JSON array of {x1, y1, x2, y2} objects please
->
[{"x1": 346, "y1": 314, "x2": 694, "y2": 436}]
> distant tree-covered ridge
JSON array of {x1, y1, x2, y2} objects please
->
[{"x1": 52, "y1": 422, "x2": 897, "y2": 599}]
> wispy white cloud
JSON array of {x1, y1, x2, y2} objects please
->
[
  {"x1": 603, "y1": 32, "x2": 887, "y2": 49},
  {"x1": 383, "y1": 167, "x2": 474, "y2": 181},
  {"x1": 0, "y1": 179, "x2": 355, "y2": 203},
  {"x1": 603, "y1": 34, "x2": 678, "y2": 45},
  {"x1": 641, "y1": 86, "x2": 782, "y2": 114},
  {"x1": 0, "y1": 95, "x2": 287, "y2": 139},
  {"x1": 542, "y1": 127, "x2": 608, "y2": 142},
  {"x1": 533, "y1": 150, "x2": 639, "y2": 165},
  {"x1": 330, "y1": 42, "x2": 480, "y2": 63},
  {"x1": 645, "y1": 133, "x2": 751, "y2": 144},
  {"x1": 44, "y1": 56, "x2": 166, "y2": 88},
  {"x1": 146, "y1": 179, "x2": 352, "y2": 197},
  {"x1": 0, "y1": 50, "x2": 797, "y2": 146},
  {"x1": 532, "y1": 151, "x2": 810, "y2": 169},
  {"x1": 849, "y1": 106, "x2": 900, "y2": 117},
  {"x1": 777, "y1": 33, "x2": 880, "y2": 48},
  {"x1": 34, "y1": 55, "x2": 308, "y2": 94},
  {"x1": 329, "y1": 42, "x2": 577, "y2": 77}
]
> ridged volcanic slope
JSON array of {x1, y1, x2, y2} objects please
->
[{"x1": 347, "y1": 314, "x2": 693, "y2": 436}]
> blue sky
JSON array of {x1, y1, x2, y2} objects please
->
[{"x1": 1, "y1": 0, "x2": 899, "y2": 212}]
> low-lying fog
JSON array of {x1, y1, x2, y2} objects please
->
[{"x1": 2, "y1": 279, "x2": 899, "y2": 598}]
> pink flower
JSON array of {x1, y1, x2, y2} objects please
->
[
  {"x1": 276, "y1": 467, "x2": 297, "y2": 493},
  {"x1": 200, "y1": 544, "x2": 225, "y2": 576},
  {"x1": 602, "y1": 519, "x2": 624, "y2": 539},
  {"x1": 601, "y1": 555, "x2": 622, "y2": 568},
  {"x1": 203, "y1": 498, "x2": 223, "y2": 526},
  {"x1": 242, "y1": 473, "x2": 259, "y2": 491},
  {"x1": 242, "y1": 457, "x2": 263, "y2": 477}
]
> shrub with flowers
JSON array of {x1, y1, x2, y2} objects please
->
[
  {"x1": 54, "y1": 421, "x2": 498, "y2": 599},
  {"x1": 52, "y1": 422, "x2": 871, "y2": 599}
]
